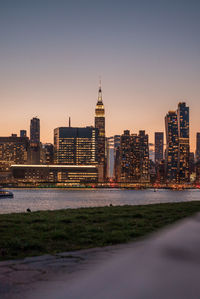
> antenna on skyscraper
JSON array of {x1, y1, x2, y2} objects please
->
[
  {"x1": 69, "y1": 117, "x2": 71, "y2": 127},
  {"x1": 99, "y1": 76, "x2": 102, "y2": 91}
]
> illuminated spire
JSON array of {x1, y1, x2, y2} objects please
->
[
  {"x1": 95, "y1": 80, "x2": 105, "y2": 117},
  {"x1": 98, "y1": 78, "x2": 103, "y2": 103}
]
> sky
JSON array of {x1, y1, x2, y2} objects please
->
[{"x1": 0, "y1": 0, "x2": 200, "y2": 151}]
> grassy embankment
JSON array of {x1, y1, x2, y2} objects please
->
[{"x1": 1, "y1": 201, "x2": 200, "y2": 261}]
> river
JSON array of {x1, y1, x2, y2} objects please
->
[{"x1": 0, "y1": 188, "x2": 200, "y2": 214}]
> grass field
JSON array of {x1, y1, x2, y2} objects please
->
[{"x1": 0, "y1": 201, "x2": 200, "y2": 261}]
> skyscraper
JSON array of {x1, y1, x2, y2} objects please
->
[
  {"x1": 95, "y1": 83, "x2": 106, "y2": 181},
  {"x1": 165, "y1": 111, "x2": 179, "y2": 183},
  {"x1": 113, "y1": 135, "x2": 121, "y2": 182},
  {"x1": 29, "y1": 117, "x2": 40, "y2": 164},
  {"x1": 116, "y1": 130, "x2": 150, "y2": 183},
  {"x1": 165, "y1": 102, "x2": 190, "y2": 184},
  {"x1": 30, "y1": 117, "x2": 40, "y2": 145},
  {"x1": 177, "y1": 102, "x2": 190, "y2": 182},
  {"x1": 196, "y1": 133, "x2": 200, "y2": 162},
  {"x1": 119, "y1": 130, "x2": 132, "y2": 182},
  {"x1": 20, "y1": 130, "x2": 27, "y2": 138},
  {"x1": 54, "y1": 126, "x2": 98, "y2": 165},
  {"x1": 138, "y1": 130, "x2": 150, "y2": 182},
  {"x1": 155, "y1": 132, "x2": 164, "y2": 164},
  {"x1": 106, "y1": 137, "x2": 114, "y2": 179}
]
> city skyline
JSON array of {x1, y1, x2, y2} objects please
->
[
  {"x1": 0, "y1": 88, "x2": 198, "y2": 152},
  {"x1": 0, "y1": 99, "x2": 198, "y2": 185},
  {"x1": 1, "y1": 1, "x2": 200, "y2": 151}
]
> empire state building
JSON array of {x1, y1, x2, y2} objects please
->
[{"x1": 95, "y1": 83, "x2": 106, "y2": 181}]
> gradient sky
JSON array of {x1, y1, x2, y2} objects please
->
[{"x1": 0, "y1": 0, "x2": 200, "y2": 151}]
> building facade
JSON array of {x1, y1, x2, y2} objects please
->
[
  {"x1": 0, "y1": 135, "x2": 29, "y2": 182},
  {"x1": 165, "y1": 102, "x2": 190, "y2": 184},
  {"x1": 41, "y1": 143, "x2": 54, "y2": 164},
  {"x1": 196, "y1": 133, "x2": 200, "y2": 162},
  {"x1": 165, "y1": 111, "x2": 179, "y2": 183},
  {"x1": 139, "y1": 130, "x2": 150, "y2": 182},
  {"x1": 20, "y1": 130, "x2": 27, "y2": 138},
  {"x1": 0, "y1": 136, "x2": 29, "y2": 167},
  {"x1": 54, "y1": 127, "x2": 98, "y2": 165},
  {"x1": 113, "y1": 135, "x2": 121, "y2": 182},
  {"x1": 11, "y1": 165, "x2": 98, "y2": 184},
  {"x1": 106, "y1": 137, "x2": 114, "y2": 179},
  {"x1": 115, "y1": 130, "x2": 150, "y2": 183},
  {"x1": 155, "y1": 132, "x2": 164, "y2": 164},
  {"x1": 177, "y1": 102, "x2": 190, "y2": 182},
  {"x1": 29, "y1": 117, "x2": 40, "y2": 164}
]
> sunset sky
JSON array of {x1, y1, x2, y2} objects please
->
[{"x1": 0, "y1": 0, "x2": 200, "y2": 151}]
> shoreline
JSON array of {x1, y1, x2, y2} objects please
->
[{"x1": 1, "y1": 185, "x2": 198, "y2": 190}]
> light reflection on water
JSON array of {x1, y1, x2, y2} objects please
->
[{"x1": 0, "y1": 188, "x2": 200, "y2": 214}]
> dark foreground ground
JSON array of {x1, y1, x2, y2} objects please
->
[
  {"x1": 1, "y1": 207, "x2": 200, "y2": 299},
  {"x1": 1, "y1": 201, "x2": 200, "y2": 261}
]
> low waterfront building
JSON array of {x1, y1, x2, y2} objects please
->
[{"x1": 11, "y1": 164, "x2": 98, "y2": 184}]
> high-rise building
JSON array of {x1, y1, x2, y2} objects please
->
[
  {"x1": 196, "y1": 160, "x2": 200, "y2": 184},
  {"x1": 114, "y1": 135, "x2": 121, "y2": 150},
  {"x1": 41, "y1": 143, "x2": 54, "y2": 165},
  {"x1": 113, "y1": 135, "x2": 121, "y2": 181},
  {"x1": 95, "y1": 83, "x2": 106, "y2": 181},
  {"x1": 156, "y1": 160, "x2": 165, "y2": 184},
  {"x1": 139, "y1": 130, "x2": 150, "y2": 182},
  {"x1": 155, "y1": 132, "x2": 164, "y2": 164},
  {"x1": 20, "y1": 130, "x2": 27, "y2": 138},
  {"x1": 116, "y1": 130, "x2": 150, "y2": 183},
  {"x1": 177, "y1": 102, "x2": 190, "y2": 182},
  {"x1": 196, "y1": 133, "x2": 200, "y2": 162},
  {"x1": 165, "y1": 111, "x2": 179, "y2": 183},
  {"x1": 165, "y1": 102, "x2": 190, "y2": 183},
  {"x1": 119, "y1": 130, "x2": 132, "y2": 182},
  {"x1": 30, "y1": 117, "x2": 40, "y2": 145},
  {"x1": 189, "y1": 152, "x2": 195, "y2": 175},
  {"x1": 54, "y1": 126, "x2": 98, "y2": 165},
  {"x1": 106, "y1": 137, "x2": 114, "y2": 179},
  {"x1": 0, "y1": 135, "x2": 29, "y2": 179},
  {"x1": 29, "y1": 117, "x2": 40, "y2": 164}
]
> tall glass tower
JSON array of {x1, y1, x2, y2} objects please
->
[
  {"x1": 196, "y1": 133, "x2": 200, "y2": 162},
  {"x1": 165, "y1": 102, "x2": 190, "y2": 183},
  {"x1": 95, "y1": 83, "x2": 106, "y2": 181},
  {"x1": 165, "y1": 111, "x2": 179, "y2": 183},
  {"x1": 30, "y1": 117, "x2": 40, "y2": 145},
  {"x1": 177, "y1": 102, "x2": 190, "y2": 182},
  {"x1": 29, "y1": 117, "x2": 40, "y2": 164}
]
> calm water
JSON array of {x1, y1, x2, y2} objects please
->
[{"x1": 0, "y1": 188, "x2": 200, "y2": 214}]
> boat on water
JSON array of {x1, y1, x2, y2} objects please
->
[{"x1": 0, "y1": 190, "x2": 14, "y2": 198}]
